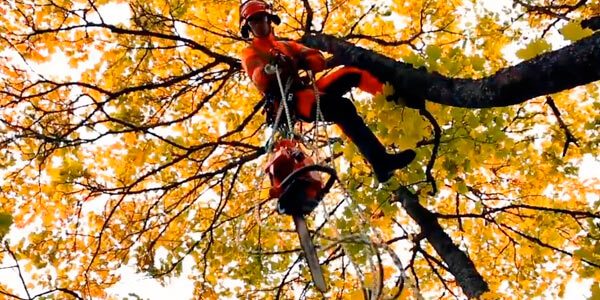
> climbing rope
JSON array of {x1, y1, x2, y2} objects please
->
[
  {"x1": 304, "y1": 70, "x2": 384, "y2": 295},
  {"x1": 251, "y1": 63, "x2": 295, "y2": 251},
  {"x1": 306, "y1": 70, "x2": 416, "y2": 298},
  {"x1": 273, "y1": 65, "x2": 295, "y2": 136},
  {"x1": 307, "y1": 70, "x2": 336, "y2": 169},
  {"x1": 263, "y1": 64, "x2": 293, "y2": 153}
]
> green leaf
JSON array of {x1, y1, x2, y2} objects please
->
[
  {"x1": 561, "y1": 21, "x2": 594, "y2": 42},
  {"x1": 442, "y1": 159, "x2": 458, "y2": 176},
  {"x1": 343, "y1": 144, "x2": 357, "y2": 161},
  {"x1": 379, "y1": 10, "x2": 392, "y2": 17},
  {"x1": 516, "y1": 39, "x2": 551, "y2": 60},
  {"x1": 442, "y1": 58, "x2": 460, "y2": 74},
  {"x1": 426, "y1": 45, "x2": 442, "y2": 61},
  {"x1": 471, "y1": 55, "x2": 485, "y2": 71},
  {"x1": 402, "y1": 52, "x2": 425, "y2": 67},
  {"x1": 0, "y1": 213, "x2": 12, "y2": 235},
  {"x1": 574, "y1": 248, "x2": 596, "y2": 261},
  {"x1": 590, "y1": 283, "x2": 600, "y2": 300}
]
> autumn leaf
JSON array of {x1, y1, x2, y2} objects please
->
[
  {"x1": 0, "y1": 213, "x2": 12, "y2": 235},
  {"x1": 516, "y1": 39, "x2": 552, "y2": 60},
  {"x1": 561, "y1": 21, "x2": 594, "y2": 42}
]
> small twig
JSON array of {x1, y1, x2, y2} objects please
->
[
  {"x1": 545, "y1": 96, "x2": 579, "y2": 157},
  {"x1": 32, "y1": 288, "x2": 84, "y2": 300},
  {"x1": 418, "y1": 247, "x2": 458, "y2": 299},
  {"x1": 275, "y1": 256, "x2": 303, "y2": 300},
  {"x1": 380, "y1": 243, "x2": 406, "y2": 299},
  {"x1": 455, "y1": 193, "x2": 463, "y2": 232},
  {"x1": 419, "y1": 108, "x2": 441, "y2": 195},
  {"x1": 0, "y1": 289, "x2": 26, "y2": 300},
  {"x1": 347, "y1": 4, "x2": 377, "y2": 35},
  {"x1": 498, "y1": 222, "x2": 600, "y2": 268},
  {"x1": 5, "y1": 243, "x2": 32, "y2": 300},
  {"x1": 513, "y1": 0, "x2": 570, "y2": 21}
]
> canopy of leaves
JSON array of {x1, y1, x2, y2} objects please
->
[{"x1": 0, "y1": 0, "x2": 599, "y2": 299}]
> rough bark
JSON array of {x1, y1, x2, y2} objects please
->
[
  {"x1": 395, "y1": 187, "x2": 489, "y2": 298},
  {"x1": 301, "y1": 32, "x2": 600, "y2": 108}
]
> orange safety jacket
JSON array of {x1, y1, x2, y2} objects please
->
[{"x1": 241, "y1": 33, "x2": 384, "y2": 119}]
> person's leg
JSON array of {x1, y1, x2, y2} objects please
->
[
  {"x1": 316, "y1": 67, "x2": 383, "y2": 97},
  {"x1": 318, "y1": 94, "x2": 415, "y2": 182},
  {"x1": 295, "y1": 67, "x2": 383, "y2": 121},
  {"x1": 294, "y1": 68, "x2": 415, "y2": 182}
]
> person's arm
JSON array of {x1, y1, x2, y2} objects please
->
[
  {"x1": 241, "y1": 48, "x2": 271, "y2": 93},
  {"x1": 288, "y1": 41, "x2": 326, "y2": 73}
]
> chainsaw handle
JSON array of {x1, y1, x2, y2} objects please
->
[{"x1": 279, "y1": 164, "x2": 337, "y2": 197}]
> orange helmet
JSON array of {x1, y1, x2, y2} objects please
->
[{"x1": 239, "y1": 0, "x2": 281, "y2": 38}]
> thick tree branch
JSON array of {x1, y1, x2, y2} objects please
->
[
  {"x1": 394, "y1": 187, "x2": 488, "y2": 298},
  {"x1": 301, "y1": 32, "x2": 600, "y2": 108}
]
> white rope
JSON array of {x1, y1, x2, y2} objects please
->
[
  {"x1": 307, "y1": 70, "x2": 321, "y2": 164},
  {"x1": 307, "y1": 69, "x2": 412, "y2": 297},
  {"x1": 251, "y1": 63, "x2": 297, "y2": 253},
  {"x1": 274, "y1": 65, "x2": 295, "y2": 135},
  {"x1": 305, "y1": 71, "x2": 375, "y2": 289}
]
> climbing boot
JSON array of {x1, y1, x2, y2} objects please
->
[
  {"x1": 320, "y1": 96, "x2": 416, "y2": 182},
  {"x1": 335, "y1": 110, "x2": 415, "y2": 182},
  {"x1": 371, "y1": 150, "x2": 416, "y2": 182}
]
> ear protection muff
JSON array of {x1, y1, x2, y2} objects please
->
[
  {"x1": 269, "y1": 14, "x2": 281, "y2": 25},
  {"x1": 241, "y1": 24, "x2": 250, "y2": 39}
]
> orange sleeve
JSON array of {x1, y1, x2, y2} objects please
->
[
  {"x1": 288, "y1": 41, "x2": 326, "y2": 73},
  {"x1": 241, "y1": 47, "x2": 271, "y2": 93}
]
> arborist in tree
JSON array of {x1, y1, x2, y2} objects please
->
[{"x1": 239, "y1": 0, "x2": 416, "y2": 183}]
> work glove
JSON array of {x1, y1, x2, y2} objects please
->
[
  {"x1": 270, "y1": 49, "x2": 295, "y2": 71},
  {"x1": 266, "y1": 50, "x2": 297, "y2": 82}
]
